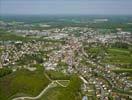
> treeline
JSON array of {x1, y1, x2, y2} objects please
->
[
  {"x1": 0, "y1": 68, "x2": 12, "y2": 77},
  {"x1": 110, "y1": 42, "x2": 132, "y2": 50},
  {"x1": 0, "y1": 30, "x2": 32, "y2": 41},
  {"x1": 17, "y1": 53, "x2": 44, "y2": 65}
]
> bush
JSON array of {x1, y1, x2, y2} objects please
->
[{"x1": 0, "y1": 68, "x2": 12, "y2": 77}]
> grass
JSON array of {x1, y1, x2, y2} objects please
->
[
  {"x1": 80, "y1": 58, "x2": 96, "y2": 68},
  {"x1": 57, "y1": 80, "x2": 70, "y2": 86},
  {"x1": 0, "y1": 68, "x2": 50, "y2": 100},
  {"x1": 103, "y1": 48, "x2": 132, "y2": 65},
  {"x1": 84, "y1": 47, "x2": 132, "y2": 65},
  {"x1": 0, "y1": 67, "x2": 12, "y2": 77},
  {"x1": 112, "y1": 69, "x2": 132, "y2": 73},
  {"x1": 113, "y1": 88, "x2": 132, "y2": 96},
  {"x1": 0, "y1": 48, "x2": 3, "y2": 53},
  {"x1": 84, "y1": 47, "x2": 101, "y2": 56},
  {"x1": 0, "y1": 32, "x2": 30, "y2": 41},
  {"x1": 108, "y1": 48, "x2": 130, "y2": 54},
  {"x1": 46, "y1": 70, "x2": 70, "y2": 80},
  {"x1": 38, "y1": 75, "x2": 82, "y2": 100}
]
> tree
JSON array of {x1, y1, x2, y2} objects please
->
[{"x1": 0, "y1": 68, "x2": 12, "y2": 77}]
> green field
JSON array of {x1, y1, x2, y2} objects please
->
[
  {"x1": 46, "y1": 70, "x2": 70, "y2": 80},
  {"x1": 0, "y1": 32, "x2": 30, "y2": 41},
  {"x1": 84, "y1": 46, "x2": 132, "y2": 66},
  {"x1": 57, "y1": 80, "x2": 70, "y2": 86},
  {"x1": 84, "y1": 47, "x2": 101, "y2": 55},
  {"x1": 112, "y1": 69, "x2": 132, "y2": 73},
  {"x1": 0, "y1": 68, "x2": 50, "y2": 100},
  {"x1": 103, "y1": 48, "x2": 132, "y2": 66},
  {"x1": 38, "y1": 75, "x2": 82, "y2": 100}
]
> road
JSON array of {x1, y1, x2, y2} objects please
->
[
  {"x1": 12, "y1": 80, "x2": 69, "y2": 100},
  {"x1": 79, "y1": 76, "x2": 88, "y2": 84}
]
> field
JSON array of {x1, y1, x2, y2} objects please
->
[
  {"x1": 0, "y1": 67, "x2": 50, "y2": 100},
  {"x1": 112, "y1": 69, "x2": 132, "y2": 73},
  {"x1": 13, "y1": 75, "x2": 82, "y2": 100},
  {"x1": 45, "y1": 70, "x2": 70, "y2": 80},
  {"x1": 0, "y1": 30, "x2": 30, "y2": 41},
  {"x1": 38, "y1": 75, "x2": 82, "y2": 100},
  {"x1": 101, "y1": 48, "x2": 132, "y2": 67}
]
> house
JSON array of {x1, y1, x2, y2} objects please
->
[{"x1": 82, "y1": 96, "x2": 88, "y2": 100}]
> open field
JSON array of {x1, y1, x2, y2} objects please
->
[
  {"x1": 38, "y1": 75, "x2": 82, "y2": 100},
  {"x1": 45, "y1": 70, "x2": 70, "y2": 80},
  {"x1": 0, "y1": 68, "x2": 50, "y2": 100},
  {"x1": 12, "y1": 75, "x2": 81, "y2": 100},
  {"x1": 103, "y1": 48, "x2": 132, "y2": 65},
  {"x1": 112, "y1": 69, "x2": 132, "y2": 73}
]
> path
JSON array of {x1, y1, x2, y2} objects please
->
[{"x1": 12, "y1": 80, "x2": 69, "y2": 100}]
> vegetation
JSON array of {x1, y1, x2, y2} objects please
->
[
  {"x1": 103, "y1": 47, "x2": 132, "y2": 65},
  {"x1": 0, "y1": 32, "x2": 30, "y2": 41},
  {"x1": 46, "y1": 70, "x2": 70, "y2": 80},
  {"x1": 0, "y1": 68, "x2": 50, "y2": 100},
  {"x1": 0, "y1": 67, "x2": 12, "y2": 77},
  {"x1": 17, "y1": 53, "x2": 44, "y2": 65},
  {"x1": 112, "y1": 69, "x2": 132, "y2": 74},
  {"x1": 39, "y1": 75, "x2": 82, "y2": 100},
  {"x1": 57, "y1": 80, "x2": 69, "y2": 86},
  {"x1": 111, "y1": 42, "x2": 131, "y2": 49},
  {"x1": 113, "y1": 88, "x2": 132, "y2": 96},
  {"x1": 57, "y1": 61, "x2": 68, "y2": 70}
]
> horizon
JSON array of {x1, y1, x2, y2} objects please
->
[{"x1": 0, "y1": 0, "x2": 132, "y2": 16}]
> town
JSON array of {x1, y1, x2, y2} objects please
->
[{"x1": 0, "y1": 18, "x2": 132, "y2": 100}]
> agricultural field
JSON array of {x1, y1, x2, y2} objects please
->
[{"x1": 103, "y1": 47, "x2": 132, "y2": 67}]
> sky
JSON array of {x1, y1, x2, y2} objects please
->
[{"x1": 0, "y1": 0, "x2": 132, "y2": 15}]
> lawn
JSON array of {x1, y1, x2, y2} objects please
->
[{"x1": 0, "y1": 68, "x2": 50, "y2": 100}]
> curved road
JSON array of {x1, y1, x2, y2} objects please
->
[{"x1": 12, "y1": 80, "x2": 69, "y2": 100}]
